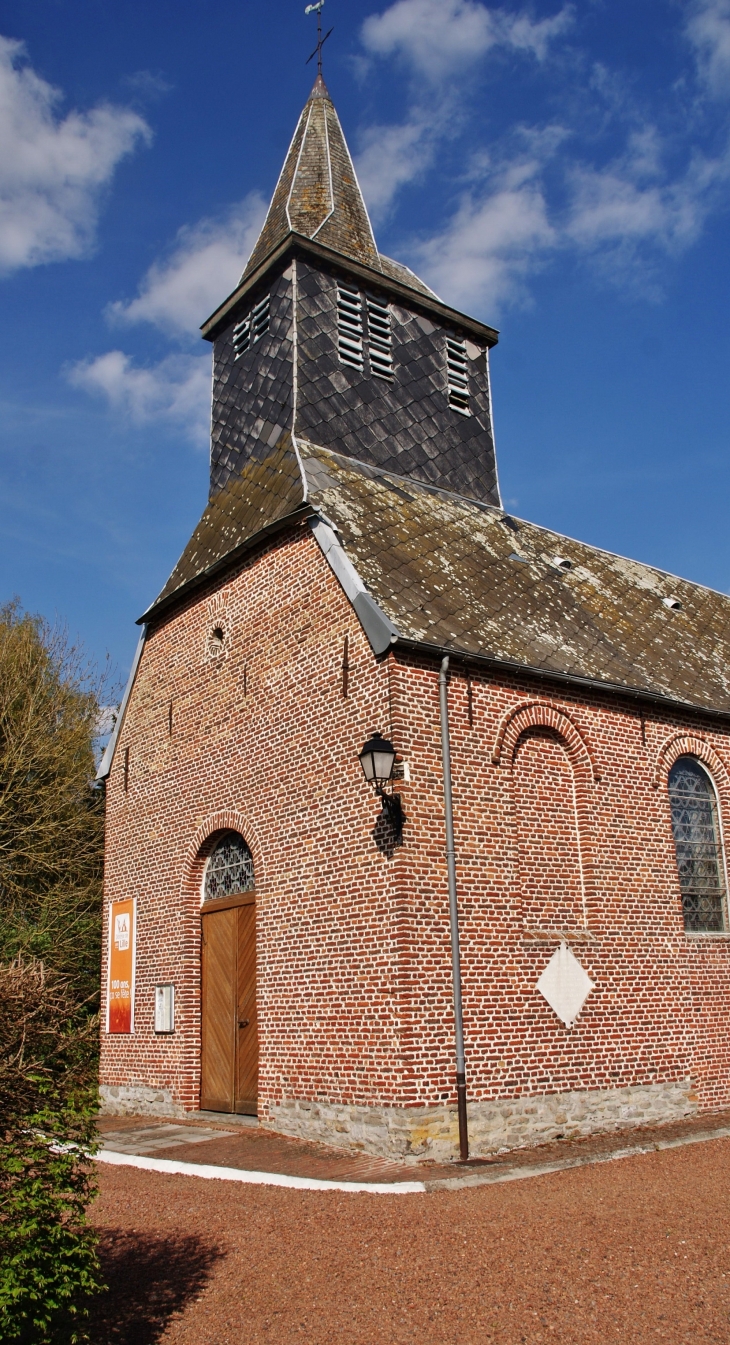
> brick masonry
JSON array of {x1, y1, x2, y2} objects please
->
[{"x1": 100, "y1": 522, "x2": 730, "y2": 1159}]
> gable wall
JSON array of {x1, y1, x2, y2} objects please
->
[{"x1": 100, "y1": 524, "x2": 410, "y2": 1117}]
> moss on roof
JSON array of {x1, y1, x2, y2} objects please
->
[{"x1": 143, "y1": 436, "x2": 730, "y2": 716}]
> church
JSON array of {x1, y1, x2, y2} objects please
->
[{"x1": 98, "y1": 73, "x2": 730, "y2": 1163}]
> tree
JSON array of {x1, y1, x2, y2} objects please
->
[
  {"x1": 0, "y1": 603, "x2": 109, "y2": 1341},
  {"x1": 0, "y1": 602, "x2": 106, "y2": 1001}
]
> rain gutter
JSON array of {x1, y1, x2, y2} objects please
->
[{"x1": 439, "y1": 655, "x2": 469, "y2": 1162}]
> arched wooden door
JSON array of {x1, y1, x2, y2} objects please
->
[{"x1": 200, "y1": 894, "x2": 258, "y2": 1114}]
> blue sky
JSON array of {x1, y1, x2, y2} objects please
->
[{"x1": 1, "y1": 0, "x2": 729, "y2": 680}]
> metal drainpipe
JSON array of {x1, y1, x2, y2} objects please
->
[{"x1": 439, "y1": 655, "x2": 469, "y2": 1161}]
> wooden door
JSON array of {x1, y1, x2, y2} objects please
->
[
  {"x1": 236, "y1": 903, "x2": 258, "y2": 1114},
  {"x1": 201, "y1": 901, "x2": 257, "y2": 1114}
]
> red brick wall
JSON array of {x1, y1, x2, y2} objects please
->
[
  {"x1": 100, "y1": 523, "x2": 730, "y2": 1118},
  {"x1": 512, "y1": 729, "x2": 585, "y2": 931}
]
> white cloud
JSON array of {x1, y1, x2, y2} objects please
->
[
  {"x1": 108, "y1": 194, "x2": 267, "y2": 336},
  {"x1": 565, "y1": 129, "x2": 730, "y2": 265},
  {"x1": 121, "y1": 70, "x2": 173, "y2": 100},
  {"x1": 71, "y1": 196, "x2": 267, "y2": 446},
  {"x1": 687, "y1": 0, "x2": 730, "y2": 97},
  {"x1": 356, "y1": 114, "x2": 440, "y2": 219},
  {"x1": 503, "y1": 7, "x2": 574, "y2": 60},
  {"x1": 356, "y1": 2, "x2": 572, "y2": 217},
  {"x1": 68, "y1": 350, "x2": 211, "y2": 446},
  {"x1": 0, "y1": 35, "x2": 150, "y2": 275},
  {"x1": 414, "y1": 152, "x2": 557, "y2": 310},
  {"x1": 361, "y1": 0, "x2": 572, "y2": 81},
  {"x1": 408, "y1": 116, "x2": 730, "y2": 313}
]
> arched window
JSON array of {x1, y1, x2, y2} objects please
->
[
  {"x1": 668, "y1": 757, "x2": 727, "y2": 933},
  {"x1": 204, "y1": 832, "x2": 254, "y2": 901}
]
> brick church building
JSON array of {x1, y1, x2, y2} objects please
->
[{"x1": 98, "y1": 74, "x2": 730, "y2": 1162}]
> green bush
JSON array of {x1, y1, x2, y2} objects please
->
[{"x1": 0, "y1": 961, "x2": 104, "y2": 1343}]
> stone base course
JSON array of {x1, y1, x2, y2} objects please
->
[
  {"x1": 99, "y1": 1084, "x2": 186, "y2": 1119},
  {"x1": 267, "y1": 1080, "x2": 697, "y2": 1163}
]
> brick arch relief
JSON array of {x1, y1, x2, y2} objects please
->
[
  {"x1": 651, "y1": 733, "x2": 730, "y2": 806},
  {"x1": 494, "y1": 703, "x2": 598, "y2": 933},
  {"x1": 492, "y1": 701, "x2": 601, "y2": 784},
  {"x1": 180, "y1": 809, "x2": 265, "y2": 909}
]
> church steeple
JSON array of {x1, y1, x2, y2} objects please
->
[
  {"x1": 242, "y1": 75, "x2": 380, "y2": 281},
  {"x1": 196, "y1": 75, "x2": 500, "y2": 522}
]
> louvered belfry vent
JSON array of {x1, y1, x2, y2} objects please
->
[
  {"x1": 337, "y1": 281, "x2": 364, "y2": 371},
  {"x1": 447, "y1": 336, "x2": 470, "y2": 413},
  {"x1": 366, "y1": 293, "x2": 393, "y2": 379},
  {"x1": 233, "y1": 294, "x2": 270, "y2": 360}
]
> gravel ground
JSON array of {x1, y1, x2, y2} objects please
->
[{"x1": 88, "y1": 1136, "x2": 730, "y2": 1344}]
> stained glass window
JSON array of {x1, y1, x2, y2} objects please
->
[
  {"x1": 204, "y1": 832, "x2": 254, "y2": 901},
  {"x1": 669, "y1": 758, "x2": 726, "y2": 933}
]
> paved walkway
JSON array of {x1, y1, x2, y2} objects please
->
[{"x1": 97, "y1": 1106, "x2": 730, "y2": 1191}]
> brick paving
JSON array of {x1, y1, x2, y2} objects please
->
[
  {"x1": 97, "y1": 1108, "x2": 730, "y2": 1188},
  {"x1": 88, "y1": 1131, "x2": 730, "y2": 1343}
]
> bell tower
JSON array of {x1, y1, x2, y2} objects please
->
[{"x1": 200, "y1": 75, "x2": 501, "y2": 507}]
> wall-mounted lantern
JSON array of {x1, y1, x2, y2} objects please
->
[{"x1": 358, "y1": 731, "x2": 404, "y2": 839}]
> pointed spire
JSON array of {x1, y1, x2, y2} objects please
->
[{"x1": 241, "y1": 77, "x2": 380, "y2": 281}]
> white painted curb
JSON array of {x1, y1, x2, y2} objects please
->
[{"x1": 95, "y1": 1148, "x2": 426, "y2": 1194}]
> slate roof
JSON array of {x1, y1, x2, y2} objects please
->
[
  {"x1": 142, "y1": 438, "x2": 730, "y2": 717},
  {"x1": 149, "y1": 434, "x2": 305, "y2": 609},
  {"x1": 242, "y1": 75, "x2": 380, "y2": 281},
  {"x1": 201, "y1": 81, "x2": 495, "y2": 346}
]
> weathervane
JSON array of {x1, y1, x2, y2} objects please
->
[{"x1": 305, "y1": 0, "x2": 333, "y2": 77}]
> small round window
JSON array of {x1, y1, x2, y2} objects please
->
[{"x1": 204, "y1": 832, "x2": 254, "y2": 901}]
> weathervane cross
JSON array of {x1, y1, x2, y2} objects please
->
[{"x1": 305, "y1": 0, "x2": 333, "y2": 77}]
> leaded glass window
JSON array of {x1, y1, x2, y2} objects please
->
[
  {"x1": 668, "y1": 757, "x2": 727, "y2": 933},
  {"x1": 204, "y1": 832, "x2": 254, "y2": 901}
]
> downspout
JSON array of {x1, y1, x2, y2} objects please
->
[{"x1": 439, "y1": 655, "x2": 468, "y2": 1161}]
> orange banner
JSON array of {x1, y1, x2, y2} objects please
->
[{"x1": 107, "y1": 898, "x2": 136, "y2": 1033}]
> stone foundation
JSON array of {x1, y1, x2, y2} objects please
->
[
  {"x1": 98, "y1": 1084, "x2": 187, "y2": 1119},
  {"x1": 266, "y1": 1080, "x2": 697, "y2": 1164}
]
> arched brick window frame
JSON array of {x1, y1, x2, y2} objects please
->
[
  {"x1": 491, "y1": 701, "x2": 601, "y2": 786},
  {"x1": 180, "y1": 809, "x2": 265, "y2": 909},
  {"x1": 651, "y1": 734, "x2": 730, "y2": 803},
  {"x1": 653, "y1": 734, "x2": 730, "y2": 933}
]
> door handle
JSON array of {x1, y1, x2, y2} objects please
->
[{"x1": 238, "y1": 1019, "x2": 250, "y2": 1028}]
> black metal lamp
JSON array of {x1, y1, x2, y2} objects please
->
[
  {"x1": 358, "y1": 732, "x2": 404, "y2": 838},
  {"x1": 358, "y1": 732, "x2": 396, "y2": 789}
]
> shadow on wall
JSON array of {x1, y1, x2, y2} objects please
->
[
  {"x1": 372, "y1": 805, "x2": 404, "y2": 859},
  {"x1": 88, "y1": 1230, "x2": 224, "y2": 1344}
]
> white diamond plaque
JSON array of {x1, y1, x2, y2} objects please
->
[{"x1": 537, "y1": 942, "x2": 594, "y2": 1027}]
